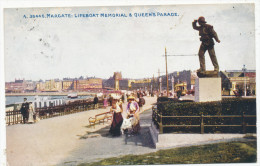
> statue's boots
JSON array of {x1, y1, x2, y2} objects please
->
[{"x1": 197, "y1": 68, "x2": 205, "y2": 73}]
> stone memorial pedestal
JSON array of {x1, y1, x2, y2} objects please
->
[{"x1": 195, "y1": 77, "x2": 221, "y2": 102}]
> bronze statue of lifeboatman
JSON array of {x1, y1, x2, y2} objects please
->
[{"x1": 192, "y1": 16, "x2": 220, "y2": 73}]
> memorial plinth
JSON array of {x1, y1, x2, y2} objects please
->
[{"x1": 195, "y1": 77, "x2": 221, "y2": 102}]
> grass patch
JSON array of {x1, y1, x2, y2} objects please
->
[{"x1": 78, "y1": 140, "x2": 256, "y2": 165}]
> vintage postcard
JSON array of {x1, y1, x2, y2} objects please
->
[{"x1": 1, "y1": 1, "x2": 259, "y2": 166}]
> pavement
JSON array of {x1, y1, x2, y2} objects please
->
[
  {"x1": 57, "y1": 108, "x2": 158, "y2": 166},
  {"x1": 6, "y1": 96, "x2": 157, "y2": 166}
]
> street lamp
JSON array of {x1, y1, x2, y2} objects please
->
[
  {"x1": 159, "y1": 77, "x2": 162, "y2": 95},
  {"x1": 165, "y1": 47, "x2": 169, "y2": 97},
  {"x1": 242, "y1": 64, "x2": 247, "y2": 97},
  {"x1": 171, "y1": 76, "x2": 174, "y2": 95}
]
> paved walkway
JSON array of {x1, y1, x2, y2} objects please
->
[
  {"x1": 6, "y1": 96, "x2": 157, "y2": 166},
  {"x1": 57, "y1": 107, "x2": 157, "y2": 166}
]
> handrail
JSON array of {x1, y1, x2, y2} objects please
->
[{"x1": 6, "y1": 99, "x2": 104, "y2": 125}]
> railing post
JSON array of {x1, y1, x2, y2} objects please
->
[
  {"x1": 15, "y1": 111, "x2": 18, "y2": 124},
  {"x1": 8, "y1": 111, "x2": 11, "y2": 125},
  {"x1": 20, "y1": 110, "x2": 23, "y2": 123},
  {"x1": 159, "y1": 114, "x2": 163, "y2": 134},
  {"x1": 201, "y1": 114, "x2": 204, "y2": 134},
  {"x1": 242, "y1": 112, "x2": 246, "y2": 134},
  {"x1": 13, "y1": 111, "x2": 15, "y2": 125}
]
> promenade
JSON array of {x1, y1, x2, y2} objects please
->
[{"x1": 6, "y1": 96, "x2": 157, "y2": 166}]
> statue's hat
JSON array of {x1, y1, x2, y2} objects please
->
[{"x1": 198, "y1": 16, "x2": 207, "y2": 23}]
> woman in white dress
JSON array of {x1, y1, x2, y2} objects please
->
[{"x1": 27, "y1": 102, "x2": 35, "y2": 123}]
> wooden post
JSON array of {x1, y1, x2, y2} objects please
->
[
  {"x1": 13, "y1": 110, "x2": 15, "y2": 124},
  {"x1": 20, "y1": 110, "x2": 23, "y2": 123},
  {"x1": 242, "y1": 112, "x2": 246, "y2": 134},
  {"x1": 159, "y1": 114, "x2": 163, "y2": 134},
  {"x1": 201, "y1": 114, "x2": 204, "y2": 134},
  {"x1": 8, "y1": 111, "x2": 11, "y2": 125},
  {"x1": 16, "y1": 111, "x2": 18, "y2": 124},
  {"x1": 14, "y1": 111, "x2": 16, "y2": 124}
]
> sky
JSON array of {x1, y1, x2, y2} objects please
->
[{"x1": 4, "y1": 3, "x2": 256, "y2": 82}]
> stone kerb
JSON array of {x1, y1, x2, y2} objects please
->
[{"x1": 155, "y1": 133, "x2": 246, "y2": 149}]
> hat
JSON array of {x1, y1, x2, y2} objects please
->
[
  {"x1": 127, "y1": 95, "x2": 135, "y2": 100},
  {"x1": 198, "y1": 16, "x2": 207, "y2": 23}
]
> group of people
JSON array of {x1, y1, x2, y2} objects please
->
[
  {"x1": 109, "y1": 95, "x2": 141, "y2": 137},
  {"x1": 20, "y1": 98, "x2": 37, "y2": 124}
]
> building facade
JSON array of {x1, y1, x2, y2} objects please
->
[{"x1": 220, "y1": 70, "x2": 256, "y2": 96}]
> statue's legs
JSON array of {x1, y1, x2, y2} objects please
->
[
  {"x1": 198, "y1": 44, "x2": 206, "y2": 72},
  {"x1": 208, "y1": 47, "x2": 219, "y2": 71}
]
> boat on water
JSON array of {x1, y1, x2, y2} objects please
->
[{"x1": 67, "y1": 93, "x2": 78, "y2": 99}]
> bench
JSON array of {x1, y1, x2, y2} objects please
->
[{"x1": 88, "y1": 111, "x2": 112, "y2": 128}]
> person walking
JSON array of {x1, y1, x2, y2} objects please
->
[
  {"x1": 93, "y1": 95, "x2": 99, "y2": 109},
  {"x1": 192, "y1": 16, "x2": 221, "y2": 72},
  {"x1": 138, "y1": 95, "x2": 145, "y2": 112},
  {"x1": 121, "y1": 94, "x2": 125, "y2": 103},
  {"x1": 109, "y1": 97, "x2": 123, "y2": 136},
  {"x1": 108, "y1": 94, "x2": 113, "y2": 106},
  {"x1": 126, "y1": 95, "x2": 140, "y2": 134},
  {"x1": 20, "y1": 98, "x2": 29, "y2": 124},
  {"x1": 103, "y1": 95, "x2": 108, "y2": 108}
]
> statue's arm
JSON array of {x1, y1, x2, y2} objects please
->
[
  {"x1": 192, "y1": 20, "x2": 199, "y2": 30},
  {"x1": 211, "y1": 27, "x2": 220, "y2": 43}
]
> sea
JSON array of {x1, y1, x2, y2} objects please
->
[{"x1": 5, "y1": 95, "x2": 92, "y2": 106}]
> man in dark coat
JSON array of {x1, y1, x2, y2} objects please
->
[
  {"x1": 138, "y1": 94, "x2": 145, "y2": 112},
  {"x1": 93, "y1": 95, "x2": 99, "y2": 109},
  {"x1": 192, "y1": 16, "x2": 221, "y2": 72},
  {"x1": 20, "y1": 98, "x2": 29, "y2": 124}
]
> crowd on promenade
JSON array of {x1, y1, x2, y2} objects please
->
[
  {"x1": 19, "y1": 90, "x2": 148, "y2": 133},
  {"x1": 97, "y1": 91, "x2": 147, "y2": 136}
]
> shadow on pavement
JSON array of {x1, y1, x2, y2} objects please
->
[
  {"x1": 57, "y1": 109, "x2": 156, "y2": 166},
  {"x1": 80, "y1": 123, "x2": 155, "y2": 148},
  {"x1": 123, "y1": 126, "x2": 155, "y2": 148}
]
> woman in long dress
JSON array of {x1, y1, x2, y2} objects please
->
[
  {"x1": 109, "y1": 97, "x2": 123, "y2": 136},
  {"x1": 103, "y1": 95, "x2": 108, "y2": 108},
  {"x1": 27, "y1": 102, "x2": 35, "y2": 123}
]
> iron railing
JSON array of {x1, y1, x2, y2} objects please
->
[
  {"x1": 152, "y1": 106, "x2": 256, "y2": 134},
  {"x1": 6, "y1": 100, "x2": 104, "y2": 125}
]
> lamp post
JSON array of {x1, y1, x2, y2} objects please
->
[
  {"x1": 242, "y1": 64, "x2": 247, "y2": 97},
  {"x1": 165, "y1": 47, "x2": 169, "y2": 97},
  {"x1": 171, "y1": 76, "x2": 174, "y2": 96},
  {"x1": 159, "y1": 77, "x2": 162, "y2": 95}
]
